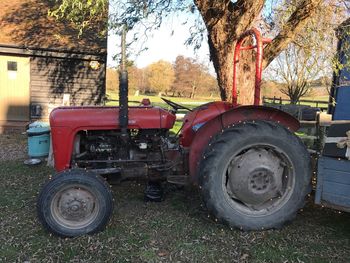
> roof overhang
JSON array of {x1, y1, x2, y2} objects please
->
[{"x1": 0, "y1": 44, "x2": 106, "y2": 62}]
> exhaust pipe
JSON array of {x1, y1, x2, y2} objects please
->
[{"x1": 119, "y1": 26, "x2": 128, "y2": 139}]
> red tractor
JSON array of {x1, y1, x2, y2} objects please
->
[{"x1": 37, "y1": 29, "x2": 311, "y2": 237}]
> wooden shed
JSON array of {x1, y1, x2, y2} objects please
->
[{"x1": 0, "y1": 0, "x2": 107, "y2": 132}]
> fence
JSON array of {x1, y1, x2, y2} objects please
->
[{"x1": 262, "y1": 96, "x2": 329, "y2": 111}]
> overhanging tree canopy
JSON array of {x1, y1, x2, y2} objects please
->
[{"x1": 50, "y1": 0, "x2": 347, "y2": 102}]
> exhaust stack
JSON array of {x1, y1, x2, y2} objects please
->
[{"x1": 119, "y1": 26, "x2": 128, "y2": 138}]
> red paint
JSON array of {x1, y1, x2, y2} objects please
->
[
  {"x1": 232, "y1": 28, "x2": 271, "y2": 106},
  {"x1": 188, "y1": 106, "x2": 300, "y2": 183},
  {"x1": 180, "y1": 101, "x2": 233, "y2": 147},
  {"x1": 50, "y1": 106, "x2": 176, "y2": 171}
]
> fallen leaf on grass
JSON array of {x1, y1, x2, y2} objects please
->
[{"x1": 158, "y1": 251, "x2": 169, "y2": 257}]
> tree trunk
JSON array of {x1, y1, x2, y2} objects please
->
[
  {"x1": 290, "y1": 93, "x2": 299, "y2": 104},
  {"x1": 208, "y1": 39, "x2": 235, "y2": 101},
  {"x1": 194, "y1": 1, "x2": 264, "y2": 102},
  {"x1": 190, "y1": 85, "x2": 197, "y2": 99},
  {"x1": 194, "y1": 0, "x2": 322, "y2": 103},
  {"x1": 209, "y1": 40, "x2": 256, "y2": 104},
  {"x1": 236, "y1": 45, "x2": 257, "y2": 105}
]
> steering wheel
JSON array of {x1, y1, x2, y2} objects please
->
[{"x1": 161, "y1": 97, "x2": 192, "y2": 112}]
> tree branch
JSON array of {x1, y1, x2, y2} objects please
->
[
  {"x1": 193, "y1": 0, "x2": 233, "y2": 30},
  {"x1": 194, "y1": 0, "x2": 264, "y2": 41},
  {"x1": 263, "y1": 0, "x2": 322, "y2": 68}
]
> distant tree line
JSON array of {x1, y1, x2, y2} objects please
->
[{"x1": 106, "y1": 55, "x2": 219, "y2": 98}]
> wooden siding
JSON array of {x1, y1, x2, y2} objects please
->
[{"x1": 30, "y1": 56, "x2": 106, "y2": 119}]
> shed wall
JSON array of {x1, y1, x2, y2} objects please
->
[{"x1": 30, "y1": 56, "x2": 106, "y2": 119}]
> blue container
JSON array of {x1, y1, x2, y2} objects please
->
[{"x1": 27, "y1": 126, "x2": 51, "y2": 157}]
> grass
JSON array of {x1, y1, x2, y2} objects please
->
[
  {"x1": 106, "y1": 91, "x2": 218, "y2": 103},
  {"x1": 1, "y1": 156, "x2": 350, "y2": 262},
  {"x1": 105, "y1": 93, "x2": 215, "y2": 109},
  {"x1": 107, "y1": 93, "x2": 330, "y2": 111}
]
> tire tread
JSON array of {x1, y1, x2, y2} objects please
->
[{"x1": 199, "y1": 120, "x2": 311, "y2": 230}]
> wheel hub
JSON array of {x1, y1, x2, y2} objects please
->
[
  {"x1": 227, "y1": 148, "x2": 284, "y2": 207},
  {"x1": 248, "y1": 168, "x2": 274, "y2": 194},
  {"x1": 52, "y1": 186, "x2": 98, "y2": 228},
  {"x1": 61, "y1": 197, "x2": 91, "y2": 220}
]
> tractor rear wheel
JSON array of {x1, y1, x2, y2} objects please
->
[
  {"x1": 37, "y1": 170, "x2": 113, "y2": 237},
  {"x1": 199, "y1": 120, "x2": 311, "y2": 230}
]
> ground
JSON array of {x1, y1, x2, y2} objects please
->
[
  {"x1": 0, "y1": 133, "x2": 27, "y2": 161},
  {"x1": 0, "y1": 133, "x2": 349, "y2": 263}
]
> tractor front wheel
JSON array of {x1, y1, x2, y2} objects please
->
[
  {"x1": 37, "y1": 170, "x2": 113, "y2": 237},
  {"x1": 199, "y1": 120, "x2": 311, "y2": 230}
]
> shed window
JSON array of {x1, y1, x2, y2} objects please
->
[{"x1": 7, "y1": 61, "x2": 17, "y2": 71}]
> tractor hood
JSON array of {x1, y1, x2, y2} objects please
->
[{"x1": 50, "y1": 106, "x2": 176, "y2": 130}]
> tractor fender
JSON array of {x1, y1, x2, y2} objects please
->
[{"x1": 188, "y1": 105, "x2": 300, "y2": 184}]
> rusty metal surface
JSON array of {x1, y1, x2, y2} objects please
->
[
  {"x1": 51, "y1": 184, "x2": 100, "y2": 230},
  {"x1": 227, "y1": 148, "x2": 284, "y2": 209}
]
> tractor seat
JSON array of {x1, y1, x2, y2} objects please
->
[{"x1": 140, "y1": 98, "x2": 151, "y2": 106}]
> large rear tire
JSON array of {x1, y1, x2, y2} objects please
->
[
  {"x1": 199, "y1": 120, "x2": 311, "y2": 230},
  {"x1": 37, "y1": 170, "x2": 113, "y2": 237}
]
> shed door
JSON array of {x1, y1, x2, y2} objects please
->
[{"x1": 0, "y1": 56, "x2": 30, "y2": 121}]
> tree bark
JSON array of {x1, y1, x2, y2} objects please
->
[
  {"x1": 194, "y1": 0, "x2": 322, "y2": 103},
  {"x1": 194, "y1": 0, "x2": 264, "y2": 102}
]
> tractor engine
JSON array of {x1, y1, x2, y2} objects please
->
[{"x1": 72, "y1": 129, "x2": 181, "y2": 181}]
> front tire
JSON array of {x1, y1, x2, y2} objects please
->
[
  {"x1": 37, "y1": 170, "x2": 113, "y2": 237},
  {"x1": 199, "y1": 120, "x2": 311, "y2": 230}
]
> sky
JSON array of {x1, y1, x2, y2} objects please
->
[
  {"x1": 106, "y1": 0, "x2": 275, "y2": 72},
  {"x1": 106, "y1": 14, "x2": 213, "y2": 71}
]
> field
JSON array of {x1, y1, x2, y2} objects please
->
[
  {"x1": 106, "y1": 92, "x2": 329, "y2": 109},
  {"x1": 0, "y1": 134, "x2": 350, "y2": 262},
  {"x1": 105, "y1": 93, "x2": 216, "y2": 107}
]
